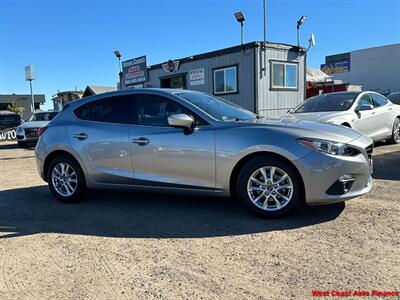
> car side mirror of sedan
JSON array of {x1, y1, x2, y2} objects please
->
[
  {"x1": 356, "y1": 104, "x2": 374, "y2": 112},
  {"x1": 168, "y1": 114, "x2": 194, "y2": 129}
]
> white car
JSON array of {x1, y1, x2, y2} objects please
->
[
  {"x1": 291, "y1": 91, "x2": 400, "y2": 143},
  {"x1": 16, "y1": 110, "x2": 59, "y2": 147}
]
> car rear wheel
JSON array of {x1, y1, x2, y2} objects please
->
[
  {"x1": 389, "y1": 118, "x2": 400, "y2": 144},
  {"x1": 237, "y1": 156, "x2": 303, "y2": 218},
  {"x1": 47, "y1": 155, "x2": 85, "y2": 203}
]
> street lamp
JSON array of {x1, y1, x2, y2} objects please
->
[
  {"x1": 114, "y1": 50, "x2": 122, "y2": 73},
  {"x1": 234, "y1": 11, "x2": 245, "y2": 47},
  {"x1": 296, "y1": 15, "x2": 307, "y2": 47},
  {"x1": 114, "y1": 50, "x2": 122, "y2": 89}
]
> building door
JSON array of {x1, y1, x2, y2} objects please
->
[{"x1": 160, "y1": 74, "x2": 186, "y2": 89}]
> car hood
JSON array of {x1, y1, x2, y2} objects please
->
[
  {"x1": 20, "y1": 121, "x2": 49, "y2": 129},
  {"x1": 236, "y1": 117, "x2": 363, "y2": 144},
  {"x1": 290, "y1": 111, "x2": 346, "y2": 121}
]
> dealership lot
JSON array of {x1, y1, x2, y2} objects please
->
[{"x1": 0, "y1": 141, "x2": 399, "y2": 299}]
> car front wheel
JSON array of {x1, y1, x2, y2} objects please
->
[
  {"x1": 389, "y1": 117, "x2": 400, "y2": 144},
  {"x1": 47, "y1": 155, "x2": 85, "y2": 203},
  {"x1": 237, "y1": 156, "x2": 304, "y2": 218}
]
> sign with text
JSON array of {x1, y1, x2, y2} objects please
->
[
  {"x1": 189, "y1": 68, "x2": 205, "y2": 86},
  {"x1": 122, "y1": 56, "x2": 148, "y2": 86},
  {"x1": 321, "y1": 59, "x2": 350, "y2": 74},
  {"x1": 25, "y1": 65, "x2": 35, "y2": 81}
]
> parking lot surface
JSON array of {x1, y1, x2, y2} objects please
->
[{"x1": 0, "y1": 141, "x2": 399, "y2": 299}]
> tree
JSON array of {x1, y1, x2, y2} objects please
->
[{"x1": 7, "y1": 102, "x2": 24, "y2": 116}]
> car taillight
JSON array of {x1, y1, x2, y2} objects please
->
[{"x1": 37, "y1": 126, "x2": 48, "y2": 137}]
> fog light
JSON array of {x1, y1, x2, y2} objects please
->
[{"x1": 326, "y1": 175, "x2": 355, "y2": 195}]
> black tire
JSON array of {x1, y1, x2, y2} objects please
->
[
  {"x1": 18, "y1": 141, "x2": 28, "y2": 147},
  {"x1": 388, "y1": 118, "x2": 400, "y2": 144},
  {"x1": 47, "y1": 155, "x2": 85, "y2": 203},
  {"x1": 236, "y1": 156, "x2": 304, "y2": 218}
]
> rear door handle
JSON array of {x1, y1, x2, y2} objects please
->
[
  {"x1": 73, "y1": 133, "x2": 88, "y2": 140},
  {"x1": 132, "y1": 137, "x2": 150, "y2": 146}
]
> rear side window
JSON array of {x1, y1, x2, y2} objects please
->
[
  {"x1": 74, "y1": 96, "x2": 131, "y2": 124},
  {"x1": 370, "y1": 93, "x2": 388, "y2": 107}
]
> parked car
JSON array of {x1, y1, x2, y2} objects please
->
[
  {"x1": 290, "y1": 91, "x2": 400, "y2": 144},
  {"x1": 388, "y1": 92, "x2": 400, "y2": 105},
  {"x1": 35, "y1": 89, "x2": 373, "y2": 218},
  {"x1": 16, "y1": 110, "x2": 59, "y2": 147},
  {"x1": 0, "y1": 110, "x2": 22, "y2": 130}
]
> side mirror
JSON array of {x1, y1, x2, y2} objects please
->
[
  {"x1": 287, "y1": 109, "x2": 293, "y2": 114},
  {"x1": 168, "y1": 114, "x2": 194, "y2": 129},
  {"x1": 356, "y1": 104, "x2": 373, "y2": 112}
]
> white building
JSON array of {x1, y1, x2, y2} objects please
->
[{"x1": 321, "y1": 44, "x2": 400, "y2": 95}]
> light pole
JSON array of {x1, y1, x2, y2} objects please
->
[
  {"x1": 234, "y1": 12, "x2": 245, "y2": 47},
  {"x1": 114, "y1": 50, "x2": 122, "y2": 89},
  {"x1": 296, "y1": 15, "x2": 307, "y2": 47}
]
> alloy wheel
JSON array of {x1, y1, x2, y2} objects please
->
[
  {"x1": 51, "y1": 162, "x2": 78, "y2": 197},
  {"x1": 247, "y1": 166, "x2": 294, "y2": 211}
]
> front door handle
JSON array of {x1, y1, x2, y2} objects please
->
[
  {"x1": 73, "y1": 133, "x2": 88, "y2": 140},
  {"x1": 132, "y1": 137, "x2": 150, "y2": 146}
]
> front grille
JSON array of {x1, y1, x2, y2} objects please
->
[{"x1": 25, "y1": 128, "x2": 38, "y2": 138}]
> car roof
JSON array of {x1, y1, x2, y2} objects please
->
[{"x1": 68, "y1": 88, "x2": 204, "y2": 108}]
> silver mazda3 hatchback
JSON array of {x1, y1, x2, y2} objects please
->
[{"x1": 35, "y1": 89, "x2": 373, "y2": 217}]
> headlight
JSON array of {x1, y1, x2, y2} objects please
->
[
  {"x1": 16, "y1": 126, "x2": 24, "y2": 133},
  {"x1": 298, "y1": 138, "x2": 358, "y2": 156}
]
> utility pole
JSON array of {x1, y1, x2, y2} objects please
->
[{"x1": 263, "y1": 0, "x2": 267, "y2": 74}]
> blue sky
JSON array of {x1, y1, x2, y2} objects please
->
[{"x1": 1, "y1": 0, "x2": 399, "y2": 109}]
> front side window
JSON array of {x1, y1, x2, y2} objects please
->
[
  {"x1": 370, "y1": 93, "x2": 388, "y2": 107},
  {"x1": 213, "y1": 66, "x2": 237, "y2": 94},
  {"x1": 357, "y1": 94, "x2": 373, "y2": 109},
  {"x1": 271, "y1": 61, "x2": 298, "y2": 89},
  {"x1": 134, "y1": 94, "x2": 206, "y2": 127},
  {"x1": 74, "y1": 96, "x2": 131, "y2": 124}
]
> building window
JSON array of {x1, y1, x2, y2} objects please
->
[
  {"x1": 213, "y1": 66, "x2": 237, "y2": 94},
  {"x1": 271, "y1": 61, "x2": 298, "y2": 90}
]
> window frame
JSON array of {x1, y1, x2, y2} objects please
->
[
  {"x1": 269, "y1": 60, "x2": 299, "y2": 91},
  {"x1": 212, "y1": 65, "x2": 239, "y2": 95}
]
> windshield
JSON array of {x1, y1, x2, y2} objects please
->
[
  {"x1": 177, "y1": 92, "x2": 257, "y2": 121},
  {"x1": 29, "y1": 112, "x2": 58, "y2": 121},
  {"x1": 293, "y1": 93, "x2": 359, "y2": 113}
]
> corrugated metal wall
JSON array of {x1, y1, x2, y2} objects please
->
[
  {"x1": 146, "y1": 48, "x2": 255, "y2": 112},
  {"x1": 255, "y1": 46, "x2": 305, "y2": 118},
  {"x1": 145, "y1": 44, "x2": 305, "y2": 118}
]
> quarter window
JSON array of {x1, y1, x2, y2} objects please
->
[
  {"x1": 271, "y1": 62, "x2": 298, "y2": 89},
  {"x1": 213, "y1": 66, "x2": 237, "y2": 94},
  {"x1": 74, "y1": 96, "x2": 131, "y2": 124}
]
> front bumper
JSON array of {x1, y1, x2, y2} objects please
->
[
  {"x1": 295, "y1": 138, "x2": 373, "y2": 205},
  {"x1": 17, "y1": 129, "x2": 39, "y2": 142}
]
